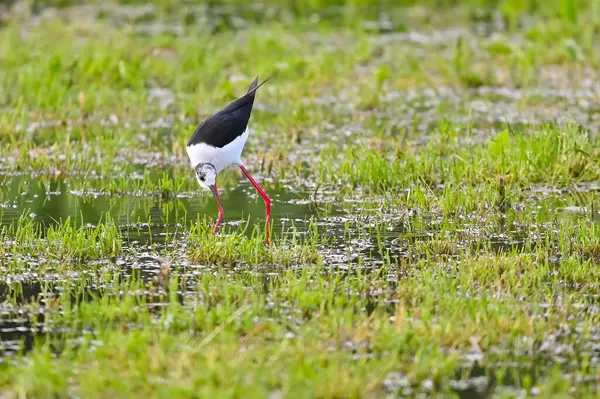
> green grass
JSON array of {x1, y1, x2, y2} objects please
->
[
  {"x1": 0, "y1": 214, "x2": 122, "y2": 261},
  {"x1": 186, "y1": 217, "x2": 324, "y2": 265},
  {"x1": 0, "y1": 0, "x2": 600, "y2": 397},
  {"x1": 1, "y1": 232, "x2": 599, "y2": 397},
  {"x1": 315, "y1": 122, "x2": 600, "y2": 190}
]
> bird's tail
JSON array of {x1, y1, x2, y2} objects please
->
[
  {"x1": 247, "y1": 77, "x2": 258, "y2": 93},
  {"x1": 246, "y1": 72, "x2": 277, "y2": 96}
]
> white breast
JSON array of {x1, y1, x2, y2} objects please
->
[{"x1": 186, "y1": 128, "x2": 249, "y2": 173}]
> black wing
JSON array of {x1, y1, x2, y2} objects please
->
[{"x1": 187, "y1": 74, "x2": 276, "y2": 148}]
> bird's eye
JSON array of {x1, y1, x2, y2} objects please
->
[{"x1": 199, "y1": 176, "x2": 205, "y2": 182}]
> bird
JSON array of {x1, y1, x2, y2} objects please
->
[{"x1": 186, "y1": 74, "x2": 276, "y2": 245}]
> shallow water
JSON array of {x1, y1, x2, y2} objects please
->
[
  {"x1": 0, "y1": 173, "x2": 329, "y2": 239},
  {"x1": 1, "y1": 171, "x2": 598, "y2": 363}
]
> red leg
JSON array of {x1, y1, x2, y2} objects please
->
[
  {"x1": 211, "y1": 184, "x2": 225, "y2": 235},
  {"x1": 239, "y1": 165, "x2": 271, "y2": 245}
]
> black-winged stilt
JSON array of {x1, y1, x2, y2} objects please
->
[{"x1": 186, "y1": 74, "x2": 276, "y2": 245}]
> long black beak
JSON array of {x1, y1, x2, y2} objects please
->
[{"x1": 209, "y1": 185, "x2": 223, "y2": 209}]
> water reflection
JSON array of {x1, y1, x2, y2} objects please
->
[{"x1": 0, "y1": 174, "x2": 327, "y2": 240}]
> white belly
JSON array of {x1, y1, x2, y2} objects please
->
[{"x1": 186, "y1": 129, "x2": 249, "y2": 173}]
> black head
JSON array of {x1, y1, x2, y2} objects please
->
[{"x1": 194, "y1": 163, "x2": 217, "y2": 189}]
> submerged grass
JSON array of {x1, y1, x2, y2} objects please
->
[
  {"x1": 186, "y1": 217, "x2": 324, "y2": 266},
  {"x1": 0, "y1": 214, "x2": 121, "y2": 261},
  {"x1": 1, "y1": 233, "x2": 599, "y2": 397},
  {"x1": 0, "y1": 0, "x2": 600, "y2": 397}
]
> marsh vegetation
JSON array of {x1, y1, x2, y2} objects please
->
[{"x1": 0, "y1": 0, "x2": 599, "y2": 397}]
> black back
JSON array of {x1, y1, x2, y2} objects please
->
[{"x1": 187, "y1": 74, "x2": 275, "y2": 148}]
